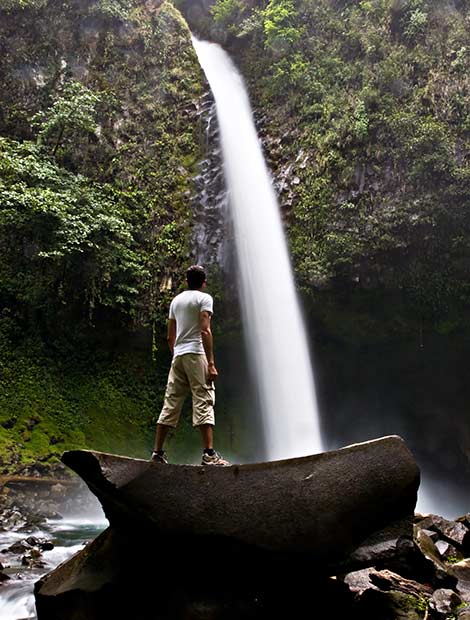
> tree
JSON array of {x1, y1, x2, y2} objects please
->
[
  {"x1": 0, "y1": 137, "x2": 146, "y2": 331},
  {"x1": 31, "y1": 81, "x2": 101, "y2": 157}
]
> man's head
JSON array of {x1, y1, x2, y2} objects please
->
[{"x1": 186, "y1": 265, "x2": 206, "y2": 290}]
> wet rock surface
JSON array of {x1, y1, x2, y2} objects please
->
[
  {"x1": 0, "y1": 472, "x2": 106, "y2": 620},
  {"x1": 31, "y1": 435, "x2": 470, "y2": 619},
  {"x1": 0, "y1": 467, "x2": 102, "y2": 586},
  {"x1": 33, "y1": 510, "x2": 470, "y2": 619},
  {"x1": 2, "y1": 535, "x2": 53, "y2": 571},
  {"x1": 341, "y1": 514, "x2": 470, "y2": 619},
  {"x1": 34, "y1": 436, "x2": 429, "y2": 620}
]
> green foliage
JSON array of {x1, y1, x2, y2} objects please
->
[
  {"x1": 262, "y1": 0, "x2": 302, "y2": 51},
  {"x1": 0, "y1": 0, "x2": 47, "y2": 11},
  {"x1": 402, "y1": 0, "x2": 429, "y2": 40},
  {"x1": 202, "y1": 0, "x2": 470, "y2": 334},
  {"x1": 0, "y1": 339, "x2": 162, "y2": 469},
  {"x1": 0, "y1": 0, "x2": 204, "y2": 335},
  {"x1": 404, "y1": 7, "x2": 428, "y2": 39},
  {"x1": 92, "y1": 0, "x2": 131, "y2": 20},
  {"x1": 352, "y1": 99, "x2": 369, "y2": 140},
  {"x1": 411, "y1": 595, "x2": 428, "y2": 614},
  {"x1": 31, "y1": 81, "x2": 101, "y2": 157},
  {"x1": 0, "y1": 0, "x2": 209, "y2": 467},
  {"x1": 211, "y1": 0, "x2": 245, "y2": 30},
  {"x1": 0, "y1": 138, "x2": 147, "y2": 327}
]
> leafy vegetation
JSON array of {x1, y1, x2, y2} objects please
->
[
  {"x1": 3, "y1": 0, "x2": 470, "y2": 467},
  {"x1": 0, "y1": 0, "x2": 47, "y2": 11},
  {"x1": 0, "y1": 0, "x2": 205, "y2": 468},
  {"x1": 0, "y1": 341, "x2": 159, "y2": 470},
  {"x1": 31, "y1": 81, "x2": 102, "y2": 157},
  {"x1": 0, "y1": 138, "x2": 146, "y2": 331},
  {"x1": 209, "y1": 0, "x2": 470, "y2": 337},
  {"x1": 0, "y1": 0, "x2": 204, "y2": 331}
]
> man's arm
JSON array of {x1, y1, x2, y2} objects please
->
[
  {"x1": 199, "y1": 310, "x2": 218, "y2": 382},
  {"x1": 167, "y1": 319, "x2": 176, "y2": 354}
]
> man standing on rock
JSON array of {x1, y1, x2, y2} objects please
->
[{"x1": 152, "y1": 265, "x2": 229, "y2": 466}]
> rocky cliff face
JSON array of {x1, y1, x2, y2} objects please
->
[
  {"x1": 180, "y1": 0, "x2": 470, "y2": 340},
  {"x1": 2, "y1": 0, "x2": 470, "y2": 502},
  {"x1": 0, "y1": 0, "x2": 213, "y2": 468},
  {"x1": 0, "y1": 0, "x2": 205, "y2": 325}
]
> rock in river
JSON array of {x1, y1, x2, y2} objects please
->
[{"x1": 35, "y1": 435, "x2": 420, "y2": 620}]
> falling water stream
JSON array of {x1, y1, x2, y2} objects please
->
[{"x1": 192, "y1": 38, "x2": 322, "y2": 460}]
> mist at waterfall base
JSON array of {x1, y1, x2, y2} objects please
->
[
  {"x1": 315, "y1": 334, "x2": 470, "y2": 519},
  {"x1": 192, "y1": 38, "x2": 322, "y2": 462}
]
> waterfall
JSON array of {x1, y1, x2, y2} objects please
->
[{"x1": 192, "y1": 38, "x2": 322, "y2": 460}]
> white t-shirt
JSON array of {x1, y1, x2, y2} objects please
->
[{"x1": 169, "y1": 290, "x2": 213, "y2": 358}]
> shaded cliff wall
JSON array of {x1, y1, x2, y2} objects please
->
[{"x1": 0, "y1": 0, "x2": 222, "y2": 468}]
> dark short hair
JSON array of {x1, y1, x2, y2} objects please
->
[{"x1": 186, "y1": 265, "x2": 206, "y2": 290}]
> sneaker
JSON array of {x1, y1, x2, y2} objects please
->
[
  {"x1": 151, "y1": 451, "x2": 168, "y2": 464},
  {"x1": 201, "y1": 451, "x2": 230, "y2": 466}
]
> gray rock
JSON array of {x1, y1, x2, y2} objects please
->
[
  {"x1": 358, "y1": 588, "x2": 428, "y2": 620},
  {"x1": 35, "y1": 526, "x2": 356, "y2": 619},
  {"x1": 354, "y1": 569, "x2": 433, "y2": 620},
  {"x1": 368, "y1": 569, "x2": 433, "y2": 598},
  {"x1": 341, "y1": 524, "x2": 430, "y2": 579},
  {"x1": 7, "y1": 541, "x2": 30, "y2": 554},
  {"x1": 450, "y1": 559, "x2": 470, "y2": 581},
  {"x1": 344, "y1": 568, "x2": 378, "y2": 595},
  {"x1": 35, "y1": 436, "x2": 420, "y2": 620},
  {"x1": 457, "y1": 514, "x2": 470, "y2": 528},
  {"x1": 447, "y1": 559, "x2": 470, "y2": 604},
  {"x1": 417, "y1": 515, "x2": 470, "y2": 551},
  {"x1": 457, "y1": 580, "x2": 470, "y2": 604},
  {"x1": 429, "y1": 588, "x2": 463, "y2": 615},
  {"x1": 60, "y1": 435, "x2": 419, "y2": 558},
  {"x1": 435, "y1": 539, "x2": 464, "y2": 561},
  {"x1": 418, "y1": 528, "x2": 439, "y2": 541},
  {"x1": 414, "y1": 528, "x2": 458, "y2": 588},
  {"x1": 415, "y1": 529, "x2": 447, "y2": 569},
  {"x1": 50, "y1": 484, "x2": 66, "y2": 497},
  {"x1": 440, "y1": 522, "x2": 469, "y2": 549}
]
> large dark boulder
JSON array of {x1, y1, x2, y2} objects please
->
[
  {"x1": 62, "y1": 434, "x2": 418, "y2": 557},
  {"x1": 35, "y1": 435, "x2": 420, "y2": 620}
]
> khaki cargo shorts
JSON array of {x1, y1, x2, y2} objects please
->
[{"x1": 157, "y1": 353, "x2": 215, "y2": 427}]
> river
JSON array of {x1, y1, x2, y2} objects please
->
[{"x1": 0, "y1": 512, "x2": 107, "y2": 619}]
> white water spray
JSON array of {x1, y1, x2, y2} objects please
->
[{"x1": 193, "y1": 39, "x2": 322, "y2": 460}]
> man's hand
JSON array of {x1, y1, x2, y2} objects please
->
[
  {"x1": 207, "y1": 361, "x2": 218, "y2": 383},
  {"x1": 167, "y1": 319, "x2": 176, "y2": 354},
  {"x1": 200, "y1": 310, "x2": 217, "y2": 382}
]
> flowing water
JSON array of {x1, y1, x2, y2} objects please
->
[
  {"x1": 192, "y1": 39, "x2": 322, "y2": 460},
  {"x1": 0, "y1": 515, "x2": 107, "y2": 619}
]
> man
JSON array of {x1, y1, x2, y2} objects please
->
[{"x1": 151, "y1": 265, "x2": 229, "y2": 466}]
